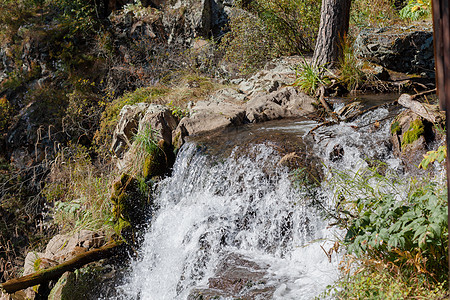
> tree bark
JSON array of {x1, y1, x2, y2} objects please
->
[
  {"x1": 0, "y1": 241, "x2": 124, "y2": 294},
  {"x1": 313, "y1": 0, "x2": 352, "y2": 68}
]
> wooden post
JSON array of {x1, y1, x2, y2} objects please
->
[{"x1": 431, "y1": 0, "x2": 450, "y2": 285}]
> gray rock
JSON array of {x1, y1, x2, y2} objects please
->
[
  {"x1": 111, "y1": 103, "x2": 178, "y2": 160},
  {"x1": 173, "y1": 88, "x2": 246, "y2": 146},
  {"x1": 354, "y1": 24, "x2": 434, "y2": 77}
]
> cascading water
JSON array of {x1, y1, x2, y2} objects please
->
[{"x1": 113, "y1": 106, "x2": 401, "y2": 300}]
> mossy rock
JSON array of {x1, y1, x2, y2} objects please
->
[{"x1": 401, "y1": 118, "x2": 424, "y2": 147}]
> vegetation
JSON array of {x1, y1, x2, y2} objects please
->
[
  {"x1": 43, "y1": 145, "x2": 115, "y2": 236},
  {"x1": 400, "y1": 0, "x2": 432, "y2": 21},
  {"x1": 292, "y1": 60, "x2": 330, "y2": 95},
  {"x1": 324, "y1": 161, "x2": 448, "y2": 298},
  {"x1": 221, "y1": 0, "x2": 320, "y2": 74}
]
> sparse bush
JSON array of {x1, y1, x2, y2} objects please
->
[
  {"x1": 246, "y1": 0, "x2": 320, "y2": 54},
  {"x1": 0, "y1": 96, "x2": 12, "y2": 132},
  {"x1": 351, "y1": 0, "x2": 398, "y2": 30},
  {"x1": 221, "y1": 0, "x2": 320, "y2": 75}
]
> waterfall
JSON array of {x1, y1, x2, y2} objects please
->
[{"x1": 113, "y1": 108, "x2": 399, "y2": 300}]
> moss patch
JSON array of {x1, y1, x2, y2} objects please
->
[
  {"x1": 390, "y1": 121, "x2": 400, "y2": 135},
  {"x1": 401, "y1": 118, "x2": 424, "y2": 147}
]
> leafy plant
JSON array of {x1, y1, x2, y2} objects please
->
[
  {"x1": 419, "y1": 145, "x2": 447, "y2": 170},
  {"x1": 399, "y1": 0, "x2": 431, "y2": 21},
  {"x1": 328, "y1": 165, "x2": 448, "y2": 283}
]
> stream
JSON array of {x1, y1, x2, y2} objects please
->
[{"x1": 109, "y1": 103, "x2": 402, "y2": 299}]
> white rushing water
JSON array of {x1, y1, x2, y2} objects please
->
[
  {"x1": 116, "y1": 142, "x2": 340, "y2": 300},
  {"x1": 115, "y1": 107, "x2": 400, "y2": 300}
]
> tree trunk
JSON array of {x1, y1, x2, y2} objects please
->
[{"x1": 313, "y1": 0, "x2": 352, "y2": 68}]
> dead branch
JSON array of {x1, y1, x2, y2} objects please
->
[
  {"x1": 1, "y1": 241, "x2": 125, "y2": 294},
  {"x1": 397, "y1": 92, "x2": 445, "y2": 124}
]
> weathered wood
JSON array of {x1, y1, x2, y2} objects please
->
[
  {"x1": 397, "y1": 93, "x2": 445, "y2": 124},
  {"x1": 0, "y1": 241, "x2": 124, "y2": 294},
  {"x1": 313, "y1": 0, "x2": 352, "y2": 68}
]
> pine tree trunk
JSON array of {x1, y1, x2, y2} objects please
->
[{"x1": 313, "y1": 0, "x2": 351, "y2": 68}]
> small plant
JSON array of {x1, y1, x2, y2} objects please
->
[
  {"x1": 0, "y1": 96, "x2": 13, "y2": 132},
  {"x1": 292, "y1": 60, "x2": 330, "y2": 95},
  {"x1": 338, "y1": 40, "x2": 366, "y2": 92},
  {"x1": 400, "y1": 0, "x2": 432, "y2": 21},
  {"x1": 419, "y1": 145, "x2": 447, "y2": 170}
]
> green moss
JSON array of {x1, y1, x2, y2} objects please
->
[
  {"x1": 401, "y1": 119, "x2": 424, "y2": 147},
  {"x1": 390, "y1": 121, "x2": 400, "y2": 135}
]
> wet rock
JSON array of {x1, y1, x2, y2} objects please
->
[
  {"x1": 188, "y1": 253, "x2": 277, "y2": 299},
  {"x1": 245, "y1": 87, "x2": 315, "y2": 123},
  {"x1": 329, "y1": 144, "x2": 344, "y2": 162},
  {"x1": 110, "y1": 173, "x2": 151, "y2": 243},
  {"x1": 354, "y1": 24, "x2": 434, "y2": 77}
]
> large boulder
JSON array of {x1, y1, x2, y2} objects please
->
[
  {"x1": 245, "y1": 87, "x2": 316, "y2": 123},
  {"x1": 354, "y1": 24, "x2": 434, "y2": 77},
  {"x1": 188, "y1": 253, "x2": 277, "y2": 299}
]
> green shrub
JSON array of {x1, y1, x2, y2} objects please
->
[{"x1": 399, "y1": 0, "x2": 431, "y2": 21}]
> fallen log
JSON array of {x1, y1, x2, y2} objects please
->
[
  {"x1": 0, "y1": 241, "x2": 124, "y2": 294},
  {"x1": 397, "y1": 92, "x2": 445, "y2": 124}
]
